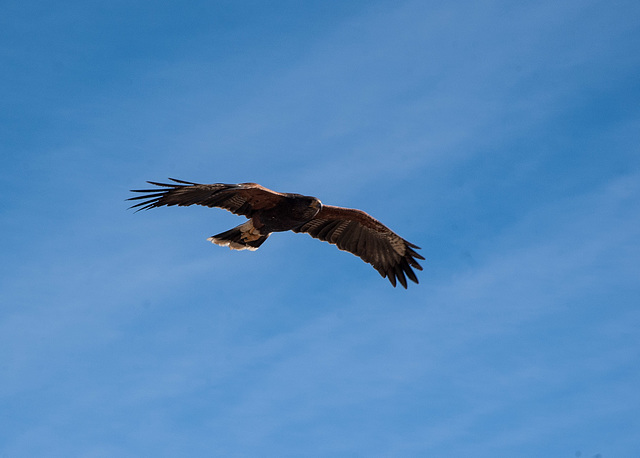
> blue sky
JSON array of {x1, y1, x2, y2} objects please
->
[{"x1": 1, "y1": 0, "x2": 639, "y2": 456}]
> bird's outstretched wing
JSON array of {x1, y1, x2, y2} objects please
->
[
  {"x1": 293, "y1": 205, "x2": 424, "y2": 288},
  {"x1": 128, "y1": 178, "x2": 284, "y2": 217}
]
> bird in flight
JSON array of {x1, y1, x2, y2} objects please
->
[{"x1": 128, "y1": 179, "x2": 424, "y2": 288}]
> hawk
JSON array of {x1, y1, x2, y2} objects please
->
[{"x1": 128, "y1": 179, "x2": 424, "y2": 288}]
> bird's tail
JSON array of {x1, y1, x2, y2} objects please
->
[{"x1": 206, "y1": 220, "x2": 269, "y2": 251}]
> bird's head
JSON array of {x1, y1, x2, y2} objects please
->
[
  {"x1": 305, "y1": 196, "x2": 322, "y2": 219},
  {"x1": 286, "y1": 194, "x2": 322, "y2": 221}
]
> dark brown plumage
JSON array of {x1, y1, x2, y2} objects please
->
[{"x1": 128, "y1": 179, "x2": 424, "y2": 288}]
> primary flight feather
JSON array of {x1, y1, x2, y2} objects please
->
[{"x1": 128, "y1": 179, "x2": 424, "y2": 288}]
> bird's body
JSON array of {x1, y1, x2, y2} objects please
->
[
  {"x1": 128, "y1": 179, "x2": 424, "y2": 288},
  {"x1": 251, "y1": 194, "x2": 321, "y2": 232}
]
